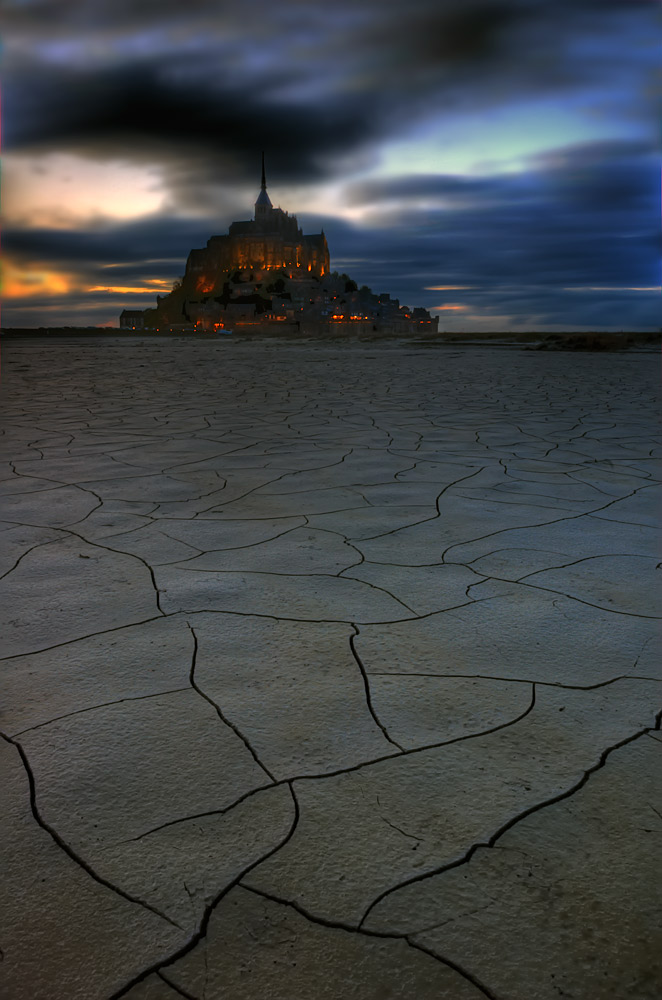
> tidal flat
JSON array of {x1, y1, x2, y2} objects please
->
[{"x1": 1, "y1": 335, "x2": 660, "y2": 999}]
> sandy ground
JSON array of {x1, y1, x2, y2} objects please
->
[{"x1": 1, "y1": 335, "x2": 660, "y2": 1000}]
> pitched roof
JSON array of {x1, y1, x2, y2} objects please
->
[{"x1": 255, "y1": 188, "x2": 272, "y2": 207}]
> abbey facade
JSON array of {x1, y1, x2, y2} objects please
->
[
  {"x1": 186, "y1": 157, "x2": 329, "y2": 291},
  {"x1": 121, "y1": 159, "x2": 437, "y2": 337}
]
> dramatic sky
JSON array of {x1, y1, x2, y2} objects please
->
[{"x1": 2, "y1": 0, "x2": 659, "y2": 330}]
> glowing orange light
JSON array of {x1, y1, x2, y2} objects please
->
[
  {"x1": 3, "y1": 261, "x2": 74, "y2": 297},
  {"x1": 89, "y1": 284, "x2": 165, "y2": 295}
]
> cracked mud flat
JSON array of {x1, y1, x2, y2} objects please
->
[{"x1": 0, "y1": 335, "x2": 660, "y2": 1000}]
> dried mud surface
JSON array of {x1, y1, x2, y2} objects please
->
[{"x1": 1, "y1": 336, "x2": 660, "y2": 999}]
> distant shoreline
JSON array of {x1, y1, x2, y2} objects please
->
[{"x1": 0, "y1": 328, "x2": 658, "y2": 351}]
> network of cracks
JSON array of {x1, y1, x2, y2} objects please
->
[{"x1": 1, "y1": 337, "x2": 660, "y2": 1000}]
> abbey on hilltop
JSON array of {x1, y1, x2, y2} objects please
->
[
  {"x1": 120, "y1": 157, "x2": 438, "y2": 337},
  {"x1": 187, "y1": 154, "x2": 330, "y2": 283}
]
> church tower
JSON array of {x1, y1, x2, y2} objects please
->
[{"x1": 254, "y1": 152, "x2": 273, "y2": 226}]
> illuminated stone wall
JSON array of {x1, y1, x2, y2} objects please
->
[
  {"x1": 185, "y1": 209, "x2": 330, "y2": 291},
  {"x1": 186, "y1": 237, "x2": 329, "y2": 289}
]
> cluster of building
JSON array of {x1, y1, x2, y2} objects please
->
[{"x1": 120, "y1": 159, "x2": 438, "y2": 337}]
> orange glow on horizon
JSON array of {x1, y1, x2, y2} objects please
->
[
  {"x1": 2, "y1": 261, "x2": 74, "y2": 298},
  {"x1": 88, "y1": 282, "x2": 172, "y2": 294},
  {"x1": 2, "y1": 260, "x2": 177, "y2": 302},
  {"x1": 433, "y1": 303, "x2": 468, "y2": 312}
]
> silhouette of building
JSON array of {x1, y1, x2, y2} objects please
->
[
  {"x1": 119, "y1": 309, "x2": 146, "y2": 329},
  {"x1": 185, "y1": 154, "x2": 329, "y2": 293},
  {"x1": 122, "y1": 157, "x2": 438, "y2": 337}
]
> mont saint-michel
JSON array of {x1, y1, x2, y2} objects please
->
[{"x1": 120, "y1": 158, "x2": 438, "y2": 337}]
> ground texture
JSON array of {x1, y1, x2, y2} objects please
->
[{"x1": 1, "y1": 336, "x2": 660, "y2": 1000}]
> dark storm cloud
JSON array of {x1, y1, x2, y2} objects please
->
[
  {"x1": 344, "y1": 173, "x2": 513, "y2": 206},
  {"x1": 4, "y1": 0, "x2": 654, "y2": 180},
  {"x1": 324, "y1": 140, "x2": 659, "y2": 326},
  {"x1": 405, "y1": 3, "x2": 520, "y2": 62},
  {"x1": 4, "y1": 57, "x2": 382, "y2": 182},
  {"x1": 4, "y1": 215, "x2": 214, "y2": 268},
  {"x1": 344, "y1": 140, "x2": 656, "y2": 218}
]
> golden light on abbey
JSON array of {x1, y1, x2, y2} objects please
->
[
  {"x1": 121, "y1": 157, "x2": 437, "y2": 337},
  {"x1": 186, "y1": 155, "x2": 330, "y2": 287}
]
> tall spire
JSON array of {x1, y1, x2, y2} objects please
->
[{"x1": 255, "y1": 151, "x2": 272, "y2": 218}]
